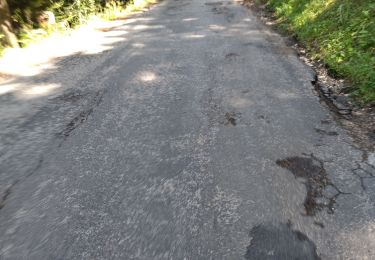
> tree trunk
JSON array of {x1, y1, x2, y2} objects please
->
[{"x1": 0, "y1": 0, "x2": 19, "y2": 48}]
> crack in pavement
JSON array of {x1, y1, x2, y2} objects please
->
[
  {"x1": 58, "y1": 89, "x2": 106, "y2": 140},
  {"x1": 0, "y1": 156, "x2": 43, "y2": 210},
  {"x1": 352, "y1": 162, "x2": 375, "y2": 191},
  {"x1": 276, "y1": 153, "x2": 350, "y2": 216}
]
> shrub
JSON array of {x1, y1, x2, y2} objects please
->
[{"x1": 53, "y1": 0, "x2": 98, "y2": 28}]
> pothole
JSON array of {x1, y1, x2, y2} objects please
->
[
  {"x1": 245, "y1": 223, "x2": 320, "y2": 260},
  {"x1": 320, "y1": 119, "x2": 331, "y2": 125},
  {"x1": 224, "y1": 112, "x2": 239, "y2": 126},
  {"x1": 276, "y1": 154, "x2": 348, "y2": 216},
  {"x1": 226, "y1": 13, "x2": 235, "y2": 23},
  {"x1": 0, "y1": 184, "x2": 14, "y2": 210},
  {"x1": 225, "y1": 52, "x2": 239, "y2": 61},
  {"x1": 257, "y1": 114, "x2": 270, "y2": 124},
  {"x1": 55, "y1": 91, "x2": 83, "y2": 103},
  {"x1": 204, "y1": 2, "x2": 223, "y2": 6},
  {"x1": 313, "y1": 221, "x2": 325, "y2": 229},
  {"x1": 314, "y1": 128, "x2": 338, "y2": 136},
  {"x1": 58, "y1": 90, "x2": 104, "y2": 139},
  {"x1": 212, "y1": 6, "x2": 229, "y2": 15}
]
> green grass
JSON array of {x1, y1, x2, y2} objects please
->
[{"x1": 255, "y1": 0, "x2": 375, "y2": 105}]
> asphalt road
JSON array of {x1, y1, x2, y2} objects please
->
[{"x1": 0, "y1": 0, "x2": 374, "y2": 259}]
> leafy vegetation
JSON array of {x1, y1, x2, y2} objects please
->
[
  {"x1": 0, "y1": 0, "x2": 150, "y2": 49},
  {"x1": 254, "y1": 0, "x2": 375, "y2": 105},
  {"x1": 7, "y1": 0, "x2": 127, "y2": 29},
  {"x1": 0, "y1": 39, "x2": 4, "y2": 55}
]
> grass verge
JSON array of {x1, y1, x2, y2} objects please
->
[{"x1": 251, "y1": 0, "x2": 375, "y2": 106}]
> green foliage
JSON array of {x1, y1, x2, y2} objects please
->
[
  {"x1": 0, "y1": 0, "x2": 152, "y2": 58},
  {"x1": 100, "y1": 0, "x2": 127, "y2": 20},
  {"x1": 0, "y1": 34, "x2": 5, "y2": 55},
  {"x1": 53, "y1": 0, "x2": 98, "y2": 27},
  {"x1": 260, "y1": 0, "x2": 375, "y2": 105},
  {"x1": 8, "y1": 0, "x2": 55, "y2": 28},
  {"x1": 4, "y1": 0, "x2": 133, "y2": 48},
  {"x1": 8, "y1": 1, "x2": 131, "y2": 29},
  {"x1": 55, "y1": 0, "x2": 134, "y2": 26},
  {"x1": 18, "y1": 27, "x2": 49, "y2": 47}
]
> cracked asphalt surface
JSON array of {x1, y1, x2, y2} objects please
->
[{"x1": 0, "y1": 0, "x2": 375, "y2": 259}]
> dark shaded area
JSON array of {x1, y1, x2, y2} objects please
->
[
  {"x1": 212, "y1": 6, "x2": 229, "y2": 14},
  {"x1": 313, "y1": 221, "x2": 325, "y2": 228},
  {"x1": 320, "y1": 119, "x2": 330, "y2": 125},
  {"x1": 245, "y1": 223, "x2": 320, "y2": 260},
  {"x1": 225, "y1": 112, "x2": 238, "y2": 126},
  {"x1": 276, "y1": 154, "x2": 346, "y2": 216},
  {"x1": 211, "y1": 5, "x2": 236, "y2": 23},
  {"x1": 54, "y1": 90, "x2": 84, "y2": 103},
  {"x1": 257, "y1": 114, "x2": 270, "y2": 123},
  {"x1": 58, "y1": 89, "x2": 105, "y2": 138},
  {"x1": 314, "y1": 128, "x2": 338, "y2": 136},
  {"x1": 225, "y1": 52, "x2": 239, "y2": 60},
  {"x1": 204, "y1": 2, "x2": 223, "y2": 6},
  {"x1": 0, "y1": 183, "x2": 14, "y2": 209},
  {"x1": 0, "y1": 156, "x2": 43, "y2": 209}
]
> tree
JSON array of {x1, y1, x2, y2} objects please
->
[{"x1": 0, "y1": 0, "x2": 19, "y2": 48}]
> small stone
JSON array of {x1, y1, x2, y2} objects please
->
[
  {"x1": 333, "y1": 96, "x2": 351, "y2": 111},
  {"x1": 319, "y1": 84, "x2": 331, "y2": 95},
  {"x1": 338, "y1": 109, "x2": 351, "y2": 115},
  {"x1": 315, "y1": 197, "x2": 329, "y2": 206}
]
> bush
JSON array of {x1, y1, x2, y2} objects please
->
[
  {"x1": 8, "y1": 0, "x2": 55, "y2": 29},
  {"x1": 1, "y1": 0, "x2": 137, "y2": 51},
  {"x1": 8, "y1": 1, "x2": 132, "y2": 29},
  {"x1": 53, "y1": 0, "x2": 98, "y2": 28},
  {"x1": 0, "y1": 34, "x2": 5, "y2": 55}
]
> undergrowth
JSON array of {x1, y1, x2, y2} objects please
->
[
  {"x1": 1, "y1": 0, "x2": 156, "y2": 52},
  {"x1": 254, "y1": 0, "x2": 375, "y2": 105}
]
